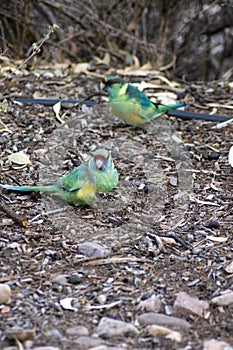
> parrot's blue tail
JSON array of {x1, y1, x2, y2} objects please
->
[{"x1": 0, "y1": 184, "x2": 57, "y2": 193}]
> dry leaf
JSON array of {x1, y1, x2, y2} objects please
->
[
  {"x1": 140, "y1": 61, "x2": 152, "y2": 70},
  {"x1": 0, "y1": 99, "x2": 8, "y2": 113},
  {"x1": 72, "y1": 62, "x2": 90, "y2": 74},
  {"x1": 116, "y1": 68, "x2": 160, "y2": 76},
  {"x1": 8, "y1": 151, "x2": 31, "y2": 166},
  {"x1": 53, "y1": 101, "x2": 61, "y2": 117},
  {"x1": 60, "y1": 297, "x2": 78, "y2": 311},
  {"x1": 136, "y1": 81, "x2": 161, "y2": 90},
  {"x1": 151, "y1": 91, "x2": 181, "y2": 105},
  {"x1": 94, "y1": 53, "x2": 110, "y2": 65},
  {"x1": 53, "y1": 101, "x2": 65, "y2": 124}
]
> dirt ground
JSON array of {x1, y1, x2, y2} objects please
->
[{"x1": 0, "y1": 67, "x2": 233, "y2": 349}]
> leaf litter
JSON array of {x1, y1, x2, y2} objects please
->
[{"x1": 0, "y1": 62, "x2": 233, "y2": 349}]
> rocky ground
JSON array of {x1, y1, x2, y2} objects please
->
[{"x1": 0, "y1": 64, "x2": 233, "y2": 350}]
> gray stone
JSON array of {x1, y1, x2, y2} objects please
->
[
  {"x1": 137, "y1": 313, "x2": 191, "y2": 329},
  {"x1": 96, "y1": 317, "x2": 139, "y2": 338},
  {"x1": 66, "y1": 325, "x2": 89, "y2": 336},
  {"x1": 74, "y1": 336, "x2": 104, "y2": 349},
  {"x1": 211, "y1": 291, "x2": 233, "y2": 306},
  {"x1": 137, "y1": 294, "x2": 162, "y2": 312},
  {"x1": 77, "y1": 242, "x2": 111, "y2": 258},
  {"x1": 173, "y1": 291, "x2": 209, "y2": 317},
  {"x1": 203, "y1": 339, "x2": 233, "y2": 350}
]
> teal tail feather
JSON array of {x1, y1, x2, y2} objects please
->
[
  {"x1": 149, "y1": 103, "x2": 185, "y2": 121},
  {"x1": 169, "y1": 103, "x2": 186, "y2": 109},
  {"x1": 158, "y1": 103, "x2": 186, "y2": 113},
  {"x1": 0, "y1": 184, "x2": 58, "y2": 193}
]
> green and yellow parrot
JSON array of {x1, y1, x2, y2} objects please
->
[
  {"x1": 101, "y1": 75, "x2": 185, "y2": 125},
  {"x1": 0, "y1": 149, "x2": 118, "y2": 206}
]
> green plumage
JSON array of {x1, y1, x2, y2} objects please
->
[
  {"x1": 0, "y1": 149, "x2": 118, "y2": 206},
  {"x1": 101, "y1": 76, "x2": 185, "y2": 125}
]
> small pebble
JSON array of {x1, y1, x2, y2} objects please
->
[
  {"x1": 51, "y1": 275, "x2": 68, "y2": 285},
  {"x1": 211, "y1": 291, "x2": 233, "y2": 306},
  {"x1": 169, "y1": 176, "x2": 178, "y2": 186},
  {"x1": 137, "y1": 294, "x2": 162, "y2": 312},
  {"x1": 77, "y1": 242, "x2": 111, "y2": 258},
  {"x1": 0, "y1": 284, "x2": 12, "y2": 304},
  {"x1": 145, "y1": 324, "x2": 182, "y2": 342},
  {"x1": 66, "y1": 326, "x2": 89, "y2": 336},
  {"x1": 203, "y1": 338, "x2": 233, "y2": 350},
  {"x1": 96, "y1": 317, "x2": 139, "y2": 338},
  {"x1": 67, "y1": 274, "x2": 83, "y2": 285},
  {"x1": 97, "y1": 294, "x2": 107, "y2": 304},
  {"x1": 208, "y1": 152, "x2": 220, "y2": 160},
  {"x1": 74, "y1": 336, "x2": 104, "y2": 348}
]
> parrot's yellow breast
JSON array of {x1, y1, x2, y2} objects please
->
[
  {"x1": 77, "y1": 181, "x2": 97, "y2": 204},
  {"x1": 110, "y1": 101, "x2": 147, "y2": 125}
]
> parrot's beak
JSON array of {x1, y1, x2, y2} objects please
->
[
  {"x1": 100, "y1": 81, "x2": 105, "y2": 90},
  {"x1": 95, "y1": 158, "x2": 104, "y2": 170}
]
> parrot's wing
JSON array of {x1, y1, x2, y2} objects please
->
[
  {"x1": 57, "y1": 164, "x2": 98, "y2": 206},
  {"x1": 125, "y1": 84, "x2": 153, "y2": 108},
  {"x1": 58, "y1": 163, "x2": 86, "y2": 192},
  {"x1": 109, "y1": 98, "x2": 156, "y2": 125}
]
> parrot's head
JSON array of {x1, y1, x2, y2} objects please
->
[
  {"x1": 100, "y1": 76, "x2": 122, "y2": 91},
  {"x1": 90, "y1": 149, "x2": 114, "y2": 172}
]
